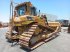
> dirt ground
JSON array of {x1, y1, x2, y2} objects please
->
[{"x1": 0, "y1": 27, "x2": 70, "y2": 52}]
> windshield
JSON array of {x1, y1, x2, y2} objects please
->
[
  {"x1": 17, "y1": 6, "x2": 25, "y2": 16},
  {"x1": 31, "y1": 7, "x2": 37, "y2": 16}
]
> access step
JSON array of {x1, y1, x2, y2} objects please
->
[
  {"x1": 32, "y1": 25, "x2": 38, "y2": 27},
  {"x1": 24, "y1": 32, "x2": 34, "y2": 35},
  {"x1": 29, "y1": 29, "x2": 35, "y2": 32},
  {"x1": 22, "y1": 33, "x2": 32, "y2": 37},
  {"x1": 31, "y1": 27, "x2": 37, "y2": 29}
]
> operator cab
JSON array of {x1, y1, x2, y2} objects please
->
[
  {"x1": 14, "y1": 2, "x2": 37, "y2": 17},
  {"x1": 17, "y1": 6, "x2": 25, "y2": 16}
]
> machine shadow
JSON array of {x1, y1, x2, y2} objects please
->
[{"x1": 20, "y1": 47, "x2": 31, "y2": 52}]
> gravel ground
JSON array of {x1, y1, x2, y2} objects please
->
[{"x1": 0, "y1": 27, "x2": 70, "y2": 52}]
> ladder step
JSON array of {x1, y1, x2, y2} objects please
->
[
  {"x1": 20, "y1": 39, "x2": 29, "y2": 43},
  {"x1": 22, "y1": 43, "x2": 28, "y2": 46},
  {"x1": 19, "y1": 41, "x2": 29, "y2": 46},
  {"x1": 19, "y1": 35, "x2": 30, "y2": 41},
  {"x1": 22, "y1": 33, "x2": 32, "y2": 37},
  {"x1": 19, "y1": 40, "x2": 29, "y2": 45},
  {"x1": 24, "y1": 32, "x2": 34, "y2": 35},
  {"x1": 32, "y1": 25, "x2": 38, "y2": 27},
  {"x1": 31, "y1": 27, "x2": 37, "y2": 29},
  {"x1": 29, "y1": 29, "x2": 35, "y2": 32}
]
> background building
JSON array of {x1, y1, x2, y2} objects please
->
[
  {"x1": 56, "y1": 19, "x2": 69, "y2": 27},
  {"x1": 40, "y1": 13, "x2": 58, "y2": 22}
]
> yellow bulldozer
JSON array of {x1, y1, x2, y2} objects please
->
[{"x1": 6, "y1": 2, "x2": 61, "y2": 50}]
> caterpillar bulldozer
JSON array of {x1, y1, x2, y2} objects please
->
[
  {"x1": 6, "y1": 2, "x2": 61, "y2": 50},
  {"x1": 68, "y1": 24, "x2": 70, "y2": 33}
]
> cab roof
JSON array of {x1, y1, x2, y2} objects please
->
[{"x1": 15, "y1": 2, "x2": 32, "y2": 10}]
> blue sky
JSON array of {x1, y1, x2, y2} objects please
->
[{"x1": 0, "y1": 0, "x2": 69, "y2": 22}]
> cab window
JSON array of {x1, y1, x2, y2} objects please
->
[
  {"x1": 31, "y1": 7, "x2": 37, "y2": 16},
  {"x1": 17, "y1": 6, "x2": 25, "y2": 16}
]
